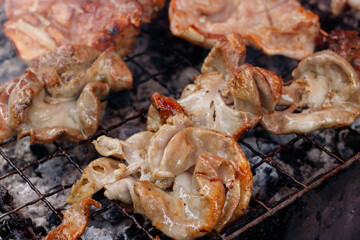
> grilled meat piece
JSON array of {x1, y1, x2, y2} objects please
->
[
  {"x1": 261, "y1": 50, "x2": 360, "y2": 134},
  {"x1": 69, "y1": 113, "x2": 252, "y2": 239},
  {"x1": 0, "y1": 45, "x2": 133, "y2": 144},
  {"x1": 169, "y1": 0, "x2": 320, "y2": 60},
  {"x1": 147, "y1": 33, "x2": 283, "y2": 139},
  {"x1": 3, "y1": 0, "x2": 142, "y2": 62},
  {"x1": 43, "y1": 198, "x2": 101, "y2": 240}
]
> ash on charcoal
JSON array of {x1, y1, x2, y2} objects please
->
[
  {"x1": 241, "y1": 136, "x2": 281, "y2": 158},
  {"x1": 0, "y1": 184, "x2": 42, "y2": 239},
  {"x1": 83, "y1": 226, "x2": 116, "y2": 240},
  {"x1": 336, "y1": 118, "x2": 360, "y2": 159},
  {"x1": 274, "y1": 136, "x2": 340, "y2": 185},
  {"x1": 337, "y1": 130, "x2": 360, "y2": 160},
  {"x1": 117, "y1": 126, "x2": 146, "y2": 140},
  {"x1": 46, "y1": 209, "x2": 62, "y2": 227},
  {"x1": 252, "y1": 161, "x2": 303, "y2": 206},
  {"x1": 0, "y1": 138, "x2": 57, "y2": 174},
  {"x1": 82, "y1": 213, "x2": 143, "y2": 240},
  {"x1": 0, "y1": 1, "x2": 359, "y2": 239},
  {"x1": 29, "y1": 157, "x2": 81, "y2": 192},
  {"x1": 0, "y1": 174, "x2": 38, "y2": 207},
  {"x1": 252, "y1": 164, "x2": 279, "y2": 200},
  {"x1": 241, "y1": 125, "x2": 298, "y2": 156},
  {"x1": 132, "y1": 79, "x2": 171, "y2": 110}
]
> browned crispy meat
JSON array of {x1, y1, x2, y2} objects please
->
[
  {"x1": 261, "y1": 50, "x2": 360, "y2": 134},
  {"x1": 169, "y1": 0, "x2": 320, "y2": 60},
  {"x1": 43, "y1": 198, "x2": 101, "y2": 240},
  {"x1": 0, "y1": 45, "x2": 133, "y2": 144},
  {"x1": 4, "y1": 0, "x2": 165, "y2": 23},
  {"x1": 150, "y1": 92, "x2": 184, "y2": 124},
  {"x1": 3, "y1": 0, "x2": 142, "y2": 62},
  {"x1": 147, "y1": 34, "x2": 283, "y2": 139},
  {"x1": 0, "y1": 78, "x2": 19, "y2": 142},
  {"x1": 317, "y1": 30, "x2": 360, "y2": 77},
  {"x1": 137, "y1": 0, "x2": 166, "y2": 23},
  {"x1": 78, "y1": 115, "x2": 252, "y2": 239},
  {"x1": 66, "y1": 157, "x2": 126, "y2": 204}
]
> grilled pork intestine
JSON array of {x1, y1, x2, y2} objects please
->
[
  {"x1": 261, "y1": 50, "x2": 360, "y2": 134},
  {"x1": 331, "y1": 0, "x2": 360, "y2": 16},
  {"x1": 43, "y1": 198, "x2": 101, "y2": 240},
  {"x1": 169, "y1": 0, "x2": 320, "y2": 60},
  {"x1": 3, "y1": 0, "x2": 144, "y2": 62},
  {"x1": 0, "y1": 45, "x2": 133, "y2": 144},
  {"x1": 137, "y1": 0, "x2": 166, "y2": 23},
  {"x1": 147, "y1": 33, "x2": 283, "y2": 139},
  {"x1": 67, "y1": 114, "x2": 252, "y2": 239}
]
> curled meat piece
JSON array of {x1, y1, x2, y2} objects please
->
[
  {"x1": 146, "y1": 125, "x2": 252, "y2": 232},
  {"x1": 169, "y1": 0, "x2": 320, "y2": 60},
  {"x1": 32, "y1": 46, "x2": 133, "y2": 98},
  {"x1": 104, "y1": 177, "x2": 142, "y2": 207},
  {"x1": 176, "y1": 67, "x2": 281, "y2": 139},
  {"x1": 93, "y1": 131, "x2": 154, "y2": 170},
  {"x1": 261, "y1": 50, "x2": 360, "y2": 134},
  {"x1": 135, "y1": 153, "x2": 226, "y2": 240},
  {"x1": 146, "y1": 114, "x2": 193, "y2": 183},
  {"x1": 68, "y1": 131, "x2": 154, "y2": 205},
  {"x1": 68, "y1": 130, "x2": 154, "y2": 204},
  {"x1": 110, "y1": 115, "x2": 251, "y2": 234},
  {"x1": 3, "y1": 0, "x2": 142, "y2": 62},
  {"x1": 150, "y1": 92, "x2": 184, "y2": 125},
  {"x1": 66, "y1": 158, "x2": 126, "y2": 205},
  {"x1": 147, "y1": 34, "x2": 283, "y2": 139},
  {"x1": 4, "y1": 0, "x2": 164, "y2": 24},
  {"x1": 331, "y1": 0, "x2": 360, "y2": 16},
  {"x1": 0, "y1": 78, "x2": 20, "y2": 142},
  {"x1": 147, "y1": 92, "x2": 185, "y2": 131},
  {"x1": 44, "y1": 198, "x2": 101, "y2": 240},
  {"x1": 68, "y1": 114, "x2": 252, "y2": 239},
  {"x1": 0, "y1": 45, "x2": 133, "y2": 144}
]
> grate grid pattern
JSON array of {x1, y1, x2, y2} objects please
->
[{"x1": 0, "y1": 1, "x2": 360, "y2": 239}]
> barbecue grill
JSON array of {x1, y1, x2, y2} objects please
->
[{"x1": 0, "y1": 1, "x2": 359, "y2": 239}]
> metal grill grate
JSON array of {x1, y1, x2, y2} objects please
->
[{"x1": 0, "y1": 1, "x2": 360, "y2": 239}]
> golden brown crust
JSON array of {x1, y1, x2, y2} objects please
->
[
  {"x1": 138, "y1": 0, "x2": 166, "y2": 23},
  {"x1": 8, "y1": 70, "x2": 44, "y2": 130},
  {"x1": 43, "y1": 198, "x2": 101, "y2": 240},
  {"x1": 77, "y1": 82, "x2": 110, "y2": 137},
  {"x1": 146, "y1": 34, "x2": 284, "y2": 139},
  {"x1": 3, "y1": 0, "x2": 142, "y2": 62},
  {"x1": 135, "y1": 154, "x2": 226, "y2": 240},
  {"x1": 169, "y1": 0, "x2": 320, "y2": 60},
  {"x1": 150, "y1": 92, "x2": 184, "y2": 124},
  {"x1": 0, "y1": 45, "x2": 133, "y2": 144},
  {"x1": 0, "y1": 78, "x2": 20, "y2": 142},
  {"x1": 67, "y1": 157, "x2": 126, "y2": 205},
  {"x1": 68, "y1": 116, "x2": 253, "y2": 239},
  {"x1": 261, "y1": 50, "x2": 360, "y2": 134}
]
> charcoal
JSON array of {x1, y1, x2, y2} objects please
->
[
  {"x1": 0, "y1": 184, "x2": 38, "y2": 240},
  {"x1": 0, "y1": 1, "x2": 359, "y2": 239}
]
